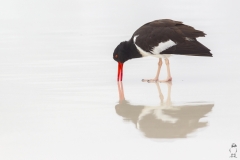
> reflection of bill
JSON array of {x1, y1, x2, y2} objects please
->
[{"x1": 116, "y1": 82, "x2": 214, "y2": 139}]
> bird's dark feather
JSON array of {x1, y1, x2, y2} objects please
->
[{"x1": 131, "y1": 19, "x2": 211, "y2": 57}]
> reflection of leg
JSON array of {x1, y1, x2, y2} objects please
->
[
  {"x1": 142, "y1": 58, "x2": 162, "y2": 83},
  {"x1": 155, "y1": 82, "x2": 164, "y2": 103},
  {"x1": 159, "y1": 58, "x2": 172, "y2": 82},
  {"x1": 117, "y1": 81, "x2": 125, "y2": 101},
  {"x1": 166, "y1": 82, "x2": 172, "y2": 106}
]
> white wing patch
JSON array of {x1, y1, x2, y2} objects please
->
[
  {"x1": 133, "y1": 35, "x2": 174, "y2": 59},
  {"x1": 151, "y1": 40, "x2": 176, "y2": 54},
  {"x1": 185, "y1": 37, "x2": 194, "y2": 41}
]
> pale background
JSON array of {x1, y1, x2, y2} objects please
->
[{"x1": 0, "y1": 0, "x2": 240, "y2": 160}]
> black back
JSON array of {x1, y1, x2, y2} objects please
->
[{"x1": 132, "y1": 19, "x2": 212, "y2": 57}]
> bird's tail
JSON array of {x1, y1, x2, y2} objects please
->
[{"x1": 164, "y1": 40, "x2": 212, "y2": 57}]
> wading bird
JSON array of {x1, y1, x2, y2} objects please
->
[{"x1": 113, "y1": 19, "x2": 212, "y2": 82}]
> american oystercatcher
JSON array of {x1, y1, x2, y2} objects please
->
[{"x1": 113, "y1": 19, "x2": 212, "y2": 82}]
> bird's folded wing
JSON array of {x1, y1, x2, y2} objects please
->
[
  {"x1": 133, "y1": 26, "x2": 185, "y2": 53},
  {"x1": 132, "y1": 19, "x2": 206, "y2": 54}
]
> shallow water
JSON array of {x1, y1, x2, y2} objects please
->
[{"x1": 1, "y1": 0, "x2": 240, "y2": 160}]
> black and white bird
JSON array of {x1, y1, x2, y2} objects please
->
[{"x1": 113, "y1": 19, "x2": 212, "y2": 82}]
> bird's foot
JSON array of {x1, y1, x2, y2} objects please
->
[
  {"x1": 142, "y1": 78, "x2": 158, "y2": 83},
  {"x1": 142, "y1": 77, "x2": 172, "y2": 83},
  {"x1": 159, "y1": 77, "x2": 172, "y2": 83}
]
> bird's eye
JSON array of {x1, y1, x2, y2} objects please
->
[{"x1": 115, "y1": 55, "x2": 118, "y2": 58}]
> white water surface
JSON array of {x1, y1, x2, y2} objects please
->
[{"x1": 1, "y1": 0, "x2": 240, "y2": 160}]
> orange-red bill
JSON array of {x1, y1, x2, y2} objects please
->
[{"x1": 117, "y1": 62, "x2": 123, "y2": 81}]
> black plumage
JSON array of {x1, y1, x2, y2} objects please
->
[{"x1": 132, "y1": 19, "x2": 212, "y2": 57}]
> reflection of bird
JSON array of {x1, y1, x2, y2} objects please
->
[
  {"x1": 229, "y1": 143, "x2": 237, "y2": 158},
  {"x1": 116, "y1": 82, "x2": 214, "y2": 139},
  {"x1": 113, "y1": 19, "x2": 212, "y2": 81}
]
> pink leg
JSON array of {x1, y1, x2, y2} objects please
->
[
  {"x1": 142, "y1": 58, "x2": 162, "y2": 83},
  {"x1": 159, "y1": 58, "x2": 172, "y2": 82}
]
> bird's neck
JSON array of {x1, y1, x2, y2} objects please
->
[{"x1": 126, "y1": 39, "x2": 142, "y2": 59}]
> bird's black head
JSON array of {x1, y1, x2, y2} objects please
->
[
  {"x1": 113, "y1": 40, "x2": 141, "y2": 81},
  {"x1": 113, "y1": 41, "x2": 130, "y2": 63}
]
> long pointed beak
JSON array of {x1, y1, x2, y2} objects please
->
[{"x1": 117, "y1": 62, "x2": 123, "y2": 81}]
